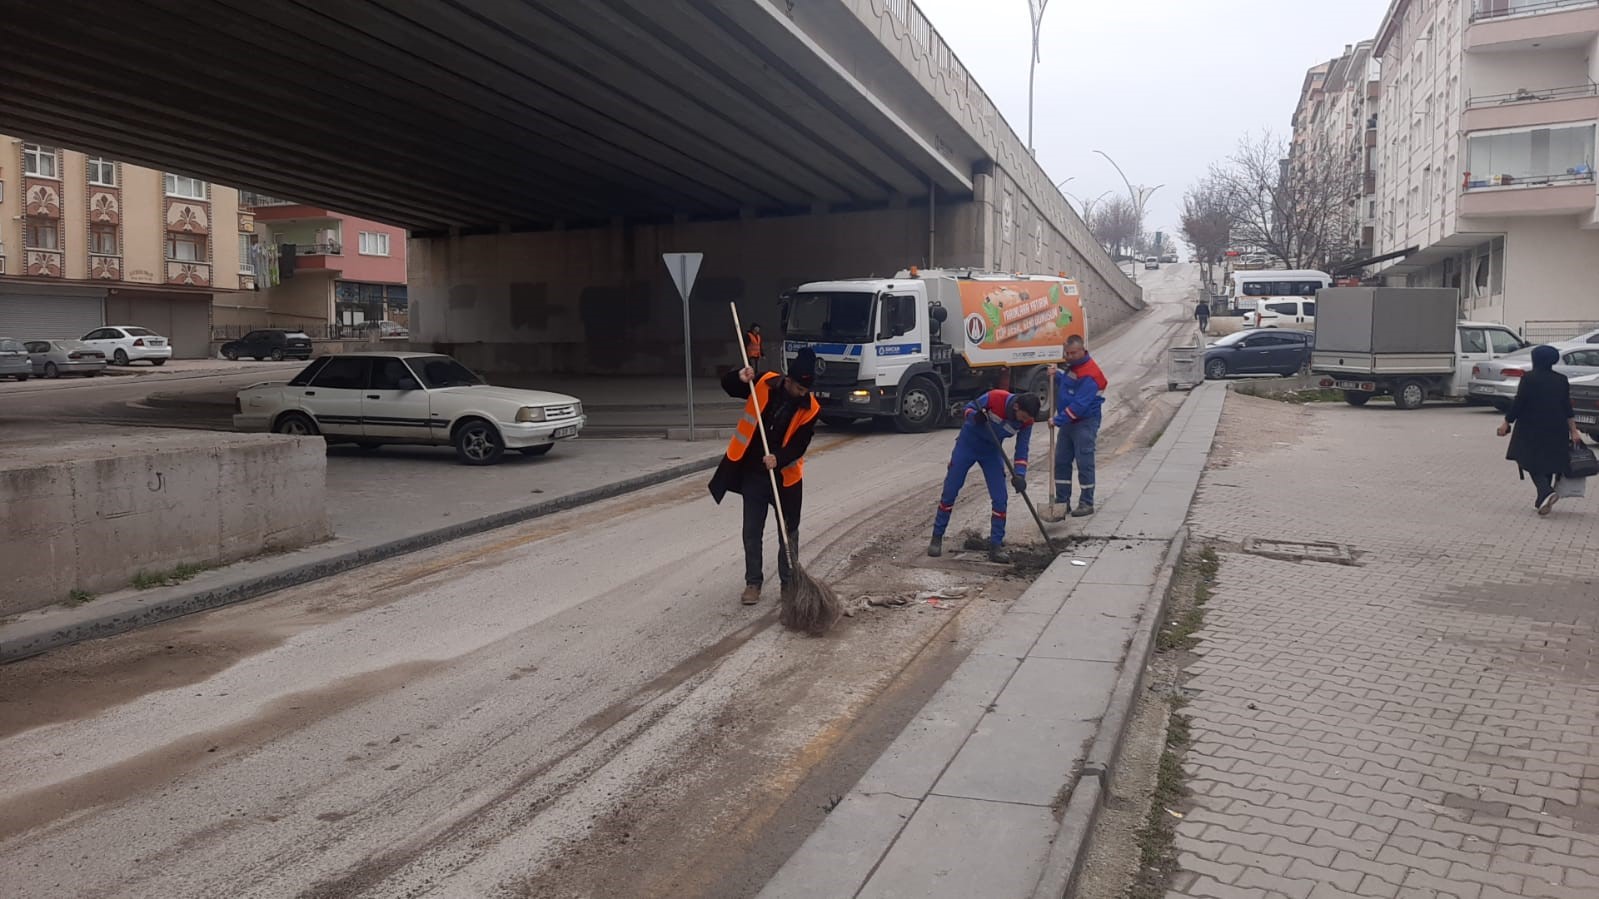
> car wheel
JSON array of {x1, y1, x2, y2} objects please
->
[
  {"x1": 1343, "y1": 391, "x2": 1372, "y2": 407},
  {"x1": 270, "y1": 348, "x2": 285, "y2": 361},
  {"x1": 453, "y1": 418, "x2": 506, "y2": 465},
  {"x1": 1393, "y1": 379, "x2": 1427, "y2": 411},
  {"x1": 520, "y1": 444, "x2": 554, "y2": 457},
  {"x1": 273, "y1": 412, "x2": 319, "y2": 436},
  {"x1": 113, "y1": 349, "x2": 129, "y2": 366},
  {"x1": 44, "y1": 362, "x2": 60, "y2": 379},
  {"x1": 1205, "y1": 358, "x2": 1229, "y2": 380},
  {"x1": 894, "y1": 377, "x2": 943, "y2": 433},
  {"x1": 150, "y1": 359, "x2": 166, "y2": 366},
  {"x1": 224, "y1": 349, "x2": 239, "y2": 361}
]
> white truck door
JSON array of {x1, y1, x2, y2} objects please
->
[{"x1": 1455, "y1": 327, "x2": 1492, "y2": 396}]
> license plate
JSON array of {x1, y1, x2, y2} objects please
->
[
  {"x1": 552, "y1": 426, "x2": 578, "y2": 439},
  {"x1": 816, "y1": 391, "x2": 832, "y2": 400},
  {"x1": 1577, "y1": 414, "x2": 1597, "y2": 425},
  {"x1": 1469, "y1": 384, "x2": 1493, "y2": 393},
  {"x1": 149, "y1": 340, "x2": 166, "y2": 346},
  {"x1": 1334, "y1": 380, "x2": 1376, "y2": 392}
]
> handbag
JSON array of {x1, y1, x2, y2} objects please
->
[
  {"x1": 1557, "y1": 475, "x2": 1587, "y2": 499},
  {"x1": 1568, "y1": 442, "x2": 1599, "y2": 479}
]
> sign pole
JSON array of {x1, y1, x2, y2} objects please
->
[{"x1": 663, "y1": 253, "x2": 704, "y2": 437}]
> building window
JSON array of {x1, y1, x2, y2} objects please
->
[
  {"x1": 90, "y1": 224, "x2": 118, "y2": 255},
  {"x1": 358, "y1": 231, "x2": 391, "y2": 256},
  {"x1": 26, "y1": 219, "x2": 59, "y2": 250},
  {"x1": 86, "y1": 157, "x2": 117, "y2": 187},
  {"x1": 1466, "y1": 124, "x2": 1597, "y2": 187},
  {"x1": 23, "y1": 144, "x2": 58, "y2": 178},
  {"x1": 164, "y1": 173, "x2": 209, "y2": 199},
  {"x1": 167, "y1": 233, "x2": 207, "y2": 262},
  {"x1": 239, "y1": 233, "x2": 255, "y2": 273}
]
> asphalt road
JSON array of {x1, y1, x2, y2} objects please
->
[{"x1": 0, "y1": 266, "x2": 1202, "y2": 898}]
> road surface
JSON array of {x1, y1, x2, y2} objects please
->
[{"x1": 0, "y1": 266, "x2": 1201, "y2": 898}]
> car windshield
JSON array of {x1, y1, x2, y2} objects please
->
[
  {"x1": 413, "y1": 356, "x2": 483, "y2": 388},
  {"x1": 123, "y1": 327, "x2": 158, "y2": 337},
  {"x1": 784, "y1": 291, "x2": 875, "y2": 343},
  {"x1": 0, "y1": 339, "x2": 23, "y2": 352}
]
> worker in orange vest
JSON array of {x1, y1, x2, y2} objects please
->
[
  {"x1": 709, "y1": 348, "x2": 820, "y2": 606},
  {"x1": 745, "y1": 323, "x2": 764, "y2": 372}
]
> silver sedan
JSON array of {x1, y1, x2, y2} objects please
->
[
  {"x1": 23, "y1": 339, "x2": 108, "y2": 378},
  {"x1": 1469, "y1": 339, "x2": 1599, "y2": 411},
  {"x1": 0, "y1": 338, "x2": 30, "y2": 381}
]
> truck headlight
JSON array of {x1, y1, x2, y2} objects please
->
[
  {"x1": 516, "y1": 406, "x2": 547, "y2": 423},
  {"x1": 571, "y1": 402, "x2": 583, "y2": 418},
  {"x1": 848, "y1": 389, "x2": 872, "y2": 404}
]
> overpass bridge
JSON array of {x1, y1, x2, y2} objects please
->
[{"x1": 0, "y1": 0, "x2": 1141, "y2": 375}]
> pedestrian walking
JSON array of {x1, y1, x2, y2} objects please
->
[
  {"x1": 745, "y1": 323, "x2": 764, "y2": 373},
  {"x1": 1195, "y1": 299, "x2": 1211, "y2": 335},
  {"x1": 927, "y1": 388, "x2": 1042, "y2": 563},
  {"x1": 1498, "y1": 344, "x2": 1584, "y2": 515},
  {"x1": 709, "y1": 348, "x2": 820, "y2": 605},
  {"x1": 1049, "y1": 335, "x2": 1108, "y2": 520}
]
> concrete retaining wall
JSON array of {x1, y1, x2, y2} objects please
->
[{"x1": 0, "y1": 430, "x2": 330, "y2": 616}]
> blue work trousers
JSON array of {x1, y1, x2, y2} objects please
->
[
  {"x1": 1054, "y1": 415, "x2": 1100, "y2": 507},
  {"x1": 933, "y1": 429, "x2": 1009, "y2": 545}
]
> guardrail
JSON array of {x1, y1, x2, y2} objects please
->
[
  {"x1": 1471, "y1": 0, "x2": 1599, "y2": 21},
  {"x1": 1466, "y1": 83, "x2": 1599, "y2": 108},
  {"x1": 1464, "y1": 169, "x2": 1596, "y2": 189},
  {"x1": 882, "y1": 0, "x2": 970, "y2": 94},
  {"x1": 1524, "y1": 320, "x2": 1599, "y2": 343}
]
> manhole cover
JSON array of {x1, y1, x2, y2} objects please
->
[{"x1": 1241, "y1": 538, "x2": 1354, "y2": 564}]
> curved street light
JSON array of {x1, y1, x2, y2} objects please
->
[
  {"x1": 1027, "y1": 0, "x2": 1051, "y2": 153},
  {"x1": 1094, "y1": 149, "x2": 1163, "y2": 280}
]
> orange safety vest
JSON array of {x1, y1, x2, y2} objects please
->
[
  {"x1": 726, "y1": 372, "x2": 820, "y2": 487},
  {"x1": 746, "y1": 331, "x2": 763, "y2": 359}
]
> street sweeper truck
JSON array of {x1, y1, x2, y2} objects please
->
[{"x1": 778, "y1": 268, "x2": 1086, "y2": 432}]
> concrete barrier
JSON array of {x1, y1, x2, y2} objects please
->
[{"x1": 0, "y1": 430, "x2": 329, "y2": 616}]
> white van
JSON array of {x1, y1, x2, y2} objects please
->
[
  {"x1": 1231, "y1": 269, "x2": 1331, "y2": 319},
  {"x1": 1244, "y1": 297, "x2": 1316, "y2": 329}
]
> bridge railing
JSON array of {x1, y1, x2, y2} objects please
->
[{"x1": 883, "y1": 0, "x2": 969, "y2": 96}]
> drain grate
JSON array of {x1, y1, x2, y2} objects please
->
[{"x1": 1241, "y1": 538, "x2": 1354, "y2": 564}]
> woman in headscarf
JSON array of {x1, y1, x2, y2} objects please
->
[{"x1": 1498, "y1": 344, "x2": 1584, "y2": 514}]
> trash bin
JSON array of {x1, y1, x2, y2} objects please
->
[{"x1": 1167, "y1": 344, "x2": 1203, "y2": 391}]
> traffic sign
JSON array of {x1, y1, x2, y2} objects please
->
[{"x1": 663, "y1": 253, "x2": 705, "y2": 435}]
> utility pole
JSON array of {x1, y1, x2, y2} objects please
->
[
  {"x1": 1094, "y1": 149, "x2": 1163, "y2": 282},
  {"x1": 1027, "y1": 0, "x2": 1050, "y2": 154}
]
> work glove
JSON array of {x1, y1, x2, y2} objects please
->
[{"x1": 1011, "y1": 474, "x2": 1026, "y2": 495}]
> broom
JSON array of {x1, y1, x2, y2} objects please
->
[{"x1": 729, "y1": 303, "x2": 841, "y2": 636}]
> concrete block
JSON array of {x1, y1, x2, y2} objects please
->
[
  {"x1": 1081, "y1": 540, "x2": 1167, "y2": 586},
  {"x1": 757, "y1": 791, "x2": 920, "y2": 899},
  {"x1": 1032, "y1": 584, "x2": 1146, "y2": 662},
  {"x1": 854, "y1": 653, "x2": 1018, "y2": 800},
  {"x1": 857, "y1": 795, "x2": 1057, "y2": 899},
  {"x1": 934, "y1": 708, "x2": 1099, "y2": 805},
  {"x1": 0, "y1": 430, "x2": 329, "y2": 615},
  {"x1": 972, "y1": 611, "x2": 1051, "y2": 659}
]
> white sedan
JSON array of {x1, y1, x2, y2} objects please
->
[
  {"x1": 81, "y1": 325, "x2": 173, "y2": 366},
  {"x1": 233, "y1": 352, "x2": 585, "y2": 465}
]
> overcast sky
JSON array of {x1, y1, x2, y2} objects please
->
[{"x1": 915, "y1": 0, "x2": 1394, "y2": 245}]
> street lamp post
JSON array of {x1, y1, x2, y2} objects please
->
[
  {"x1": 1027, "y1": 0, "x2": 1050, "y2": 153},
  {"x1": 1093, "y1": 149, "x2": 1163, "y2": 282}
]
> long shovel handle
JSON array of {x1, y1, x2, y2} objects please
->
[
  {"x1": 983, "y1": 415, "x2": 1059, "y2": 555},
  {"x1": 730, "y1": 303, "x2": 797, "y2": 565}
]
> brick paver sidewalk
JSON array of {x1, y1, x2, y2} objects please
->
[{"x1": 1169, "y1": 394, "x2": 1599, "y2": 899}]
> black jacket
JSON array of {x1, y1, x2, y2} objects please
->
[
  {"x1": 1505, "y1": 367, "x2": 1575, "y2": 475},
  {"x1": 708, "y1": 369, "x2": 818, "y2": 502}
]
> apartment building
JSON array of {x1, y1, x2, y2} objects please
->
[
  {"x1": 0, "y1": 135, "x2": 248, "y2": 357},
  {"x1": 225, "y1": 195, "x2": 407, "y2": 337},
  {"x1": 1291, "y1": 43, "x2": 1383, "y2": 264},
  {"x1": 1372, "y1": 0, "x2": 1599, "y2": 331}
]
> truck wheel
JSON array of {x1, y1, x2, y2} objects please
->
[
  {"x1": 1343, "y1": 391, "x2": 1372, "y2": 407},
  {"x1": 1394, "y1": 379, "x2": 1427, "y2": 411},
  {"x1": 894, "y1": 377, "x2": 942, "y2": 433}
]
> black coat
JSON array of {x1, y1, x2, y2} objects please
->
[
  {"x1": 708, "y1": 369, "x2": 817, "y2": 503},
  {"x1": 1505, "y1": 367, "x2": 1574, "y2": 475}
]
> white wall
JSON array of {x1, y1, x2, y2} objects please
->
[
  {"x1": 1466, "y1": 46, "x2": 1589, "y2": 98},
  {"x1": 1501, "y1": 216, "x2": 1599, "y2": 326}
]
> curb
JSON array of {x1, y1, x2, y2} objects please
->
[
  {"x1": 1031, "y1": 525, "x2": 1191, "y2": 899},
  {"x1": 0, "y1": 455, "x2": 721, "y2": 663}
]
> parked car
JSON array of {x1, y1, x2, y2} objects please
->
[
  {"x1": 1243, "y1": 298, "x2": 1316, "y2": 330},
  {"x1": 1204, "y1": 329, "x2": 1314, "y2": 379},
  {"x1": 1571, "y1": 372, "x2": 1599, "y2": 441},
  {"x1": 1160, "y1": 253, "x2": 1178, "y2": 264},
  {"x1": 23, "y1": 339, "x2": 107, "y2": 378},
  {"x1": 221, "y1": 329, "x2": 314, "y2": 361},
  {"x1": 1144, "y1": 257, "x2": 1160, "y2": 270},
  {"x1": 80, "y1": 325, "x2": 173, "y2": 366},
  {"x1": 346, "y1": 320, "x2": 409, "y2": 340},
  {"x1": 1, "y1": 338, "x2": 31, "y2": 381},
  {"x1": 233, "y1": 352, "x2": 585, "y2": 465},
  {"x1": 1469, "y1": 339, "x2": 1599, "y2": 411}
]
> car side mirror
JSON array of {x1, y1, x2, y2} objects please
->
[{"x1": 398, "y1": 377, "x2": 420, "y2": 390}]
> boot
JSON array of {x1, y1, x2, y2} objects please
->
[
  {"x1": 988, "y1": 544, "x2": 1012, "y2": 564},
  {"x1": 1071, "y1": 503, "x2": 1096, "y2": 518},
  {"x1": 740, "y1": 584, "x2": 761, "y2": 605},
  {"x1": 926, "y1": 535, "x2": 943, "y2": 558}
]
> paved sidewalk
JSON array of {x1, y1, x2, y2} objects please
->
[
  {"x1": 1171, "y1": 395, "x2": 1599, "y2": 899},
  {"x1": 760, "y1": 384, "x2": 1227, "y2": 899}
]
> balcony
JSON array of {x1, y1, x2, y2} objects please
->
[
  {"x1": 1464, "y1": 84, "x2": 1599, "y2": 131},
  {"x1": 1467, "y1": 0, "x2": 1599, "y2": 51},
  {"x1": 1461, "y1": 170, "x2": 1596, "y2": 217},
  {"x1": 285, "y1": 241, "x2": 343, "y2": 271}
]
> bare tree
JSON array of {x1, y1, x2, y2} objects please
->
[
  {"x1": 1088, "y1": 195, "x2": 1141, "y2": 259},
  {"x1": 1209, "y1": 133, "x2": 1360, "y2": 273},
  {"x1": 1180, "y1": 175, "x2": 1236, "y2": 292}
]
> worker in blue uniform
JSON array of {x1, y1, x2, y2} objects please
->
[{"x1": 927, "y1": 388, "x2": 1042, "y2": 563}]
